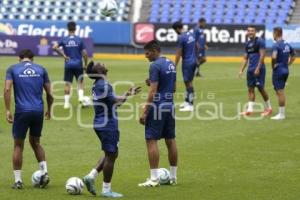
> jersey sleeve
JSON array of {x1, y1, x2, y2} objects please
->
[
  {"x1": 58, "y1": 39, "x2": 64, "y2": 47},
  {"x1": 80, "y1": 40, "x2": 86, "y2": 51},
  {"x1": 5, "y1": 66, "x2": 13, "y2": 80},
  {"x1": 289, "y1": 44, "x2": 296, "y2": 57},
  {"x1": 43, "y1": 68, "x2": 50, "y2": 84},
  {"x1": 107, "y1": 84, "x2": 117, "y2": 102},
  {"x1": 176, "y1": 35, "x2": 184, "y2": 49},
  {"x1": 149, "y1": 63, "x2": 160, "y2": 82},
  {"x1": 258, "y1": 38, "x2": 266, "y2": 50}
]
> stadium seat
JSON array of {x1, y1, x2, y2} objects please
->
[
  {"x1": 0, "y1": 0, "x2": 132, "y2": 22},
  {"x1": 148, "y1": 0, "x2": 295, "y2": 25}
]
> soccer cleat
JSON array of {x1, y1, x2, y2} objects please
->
[
  {"x1": 83, "y1": 176, "x2": 96, "y2": 196},
  {"x1": 261, "y1": 109, "x2": 272, "y2": 117},
  {"x1": 195, "y1": 72, "x2": 203, "y2": 77},
  {"x1": 240, "y1": 111, "x2": 253, "y2": 116},
  {"x1": 271, "y1": 114, "x2": 285, "y2": 120},
  {"x1": 179, "y1": 102, "x2": 189, "y2": 108},
  {"x1": 101, "y1": 191, "x2": 123, "y2": 198},
  {"x1": 39, "y1": 173, "x2": 50, "y2": 188},
  {"x1": 179, "y1": 104, "x2": 193, "y2": 112},
  {"x1": 169, "y1": 178, "x2": 177, "y2": 186},
  {"x1": 12, "y1": 181, "x2": 24, "y2": 189},
  {"x1": 138, "y1": 179, "x2": 160, "y2": 187}
]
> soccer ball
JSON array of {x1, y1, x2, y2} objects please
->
[
  {"x1": 32, "y1": 170, "x2": 42, "y2": 187},
  {"x1": 65, "y1": 177, "x2": 84, "y2": 195},
  {"x1": 158, "y1": 168, "x2": 170, "y2": 184},
  {"x1": 81, "y1": 96, "x2": 93, "y2": 107},
  {"x1": 100, "y1": 0, "x2": 118, "y2": 17}
]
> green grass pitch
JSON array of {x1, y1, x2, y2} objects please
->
[{"x1": 0, "y1": 57, "x2": 300, "y2": 200}]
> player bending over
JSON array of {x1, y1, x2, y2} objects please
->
[
  {"x1": 139, "y1": 40, "x2": 178, "y2": 187},
  {"x1": 4, "y1": 49, "x2": 53, "y2": 189},
  {"x1": 270, "y1": 27, "x2": 296, "y2": 120},
  {"x1": 53, "y1": 21, "x2": 88, "y2": 109},
  {"x1": 83, "y1": 61, "x2": 141, "y2": 198},
  {"x1": 173, "y1": 21, "x2": 197, "y2": 112},
  {"x1": 239, "y1": 26, "x2": 272, "y2": 116}
]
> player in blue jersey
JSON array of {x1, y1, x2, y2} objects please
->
[
  {"x1": 4, "y1": 49, "x2": 54, "y2": 189},
  {"x1": 270, "y1": 27, "x2": 296, "y2": 120},
  {"x1": 82, "y1": 61, "x2": 140, "y2": 197},
  {"x1": 239, "y1": 26, "x2": 272, "y2": 116},
  {"x1": 139, "y1": 40, "x2": 178, "y2": 187},
  {"x1": 194, "y1": 18, "x2": 208, "y2": 77},
  {"x1": 173, "y1": 21, "x2": 197, "y2": 112},
  {"x1": 53, "y1": 21, "x2": 88, "y2": 109}
]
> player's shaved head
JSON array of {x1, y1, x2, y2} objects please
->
[
  {"x1": 67, "y1": 21, "x2": 76, "y2": 32},
  {"x1": 86, "y1": 61, "x2": 108, "y2": 79},
  {"x1": 273, "y1": 27, "x2": 283, "y2": 37},
  {"x1": 18, "y1": 49, "x2": 34, "y2": 60},
  {"x1": 172, "y1": 21, "x2": 184, "y2": 34}
]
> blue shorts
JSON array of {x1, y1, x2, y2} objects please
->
[
  {"x1": 247, "y1": 68, "x2": 266, "y2": 88},
  {"x1": 145, "y1": 107, "x2": 175, "y2": 140},
  {"x1": 64, "y1": 68, "x2": 84, "y2": 83},
  {"x1": 13, "y1": 111, "x2": 44, "y2": 140},
  {"x1": 272, "y1": 71, "x2": 289, "y2": 90},
  {"x1": 182, "y1": 61, "x2": 197, "y2": 82},
  {"x1": 94, "y1": 129, "x2": 119, "y2": 153},
  {"x1": 198, "y1": 49, "x2": 206, "y2": 58}
]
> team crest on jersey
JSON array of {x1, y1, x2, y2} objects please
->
[
  {"x1": 66, "y1": 40, "x2": 78, "y2": 47},
  {"x1": 187, "y1": 36, "x2": 195, "y2": 44},
  {"x1": 166, "y1": 63, "x2": 176, "y2": 74},
  {"x1": 19, "y1": 67, "x2": 40, "y2": 78},
  {"x1": 283, "y1": 45, "x2": 290, "y2": 53}
]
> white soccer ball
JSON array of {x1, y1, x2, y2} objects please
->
[
  {"x1": 158, "y1": 168, "x2": 170, "y2": 184},
  {"x1": 82, "y1": 96, "x2": 93, "y2": 107},
  {"x1": 32, "y1": 170, "x2": 42, "y2": 187},
  {"x1": 99, "y1": 0, "x2": 118, "y2": 17},
  {"x1": 66, "y1": 177, "x2": 84, "y2": 195}
]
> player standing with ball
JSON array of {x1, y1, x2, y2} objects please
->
[
  {"x1": 139, "y1": 40, "x2": 178, "y2": 187},
  {"x1": 83, "y1": 61, "x2": 141, "y2": 198},
  {"x1": 4, "y1": 49, "x2": 53, "y2": 189}
]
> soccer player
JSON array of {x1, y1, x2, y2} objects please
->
[
  {"x1": 270, "y1": 27, "x2": 296, "y2": 120},
  {"x1": 139, "y1": 40, "x2": 178, "y2": 187},
  {"x1": 82, "y1": 61, "x2": 141, "y2": 197},
  {"x1": 173, "y1": 21, "x2": 197, "y2": 111},
  {"x1": 53, "y1": 21, "x2": 88, "y2": 109},
  {"x1": 239, "y1": 26, "x2": 272, "y2": 116},
  {"x1": 194, "y1": 18, "x2": 208, "y2": 77},
  {"x1": 4, "y1": 49, "x2": 54, "y2": 189}
]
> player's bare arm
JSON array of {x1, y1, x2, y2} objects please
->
[
  {"x1": 254, "y1": 48, "x2": 266, "y2": 76},
  {"x1": 115, "y1": 86, "x2": 141, "y2": 106},
  {"x1": 239, "y1": 54, "x2": 248, "y2": 78},
  {"x1": 271, "y1": 50, "x2": 278, "y2": 69},
  {"x1": 140, "y1": 82, "x2": 158, "y2": 125},
  {"x1": 53, "y1": 43, "x2": 69, "y2": 61},
  {"x1": 82, "y1": 49, "x2": 89, "y2": 70},
  {"x1": 4, "y1": 79, "x2": 13, "y2": 123},
  {"x1": 288, "y1": 50, "x2": 296, "y2": 66},
  {"x1": 43, "y1": 83, "x2": 54, "y2": 120},
  {"x1": 175, "y1": 48, "x2": 182, "y2": 67}
]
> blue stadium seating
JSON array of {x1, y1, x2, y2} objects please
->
[
  {"x1": 149, "y1": 0, "x2": 295, "y2": 25},
  {"x1": 0, "y1": 0, "x2": 131, "y2": 22}
]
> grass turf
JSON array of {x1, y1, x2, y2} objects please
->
[{"x1": 0, "y1": 57, "x2": 299, "y2": 200}]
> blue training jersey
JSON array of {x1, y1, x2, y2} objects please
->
[
  {"x1": 194, "y1": 27, "x2": 206, "y2": 48},
  {"x1": 272, "y1": 39, "x2": 296, "y2": 72},
  {"x1": 149, "y1": 57, "x2": 176, "y2": 109},
  {"x1": 58, "y1": 35, "x2": 85, "y2": 69},
  {"x1": 245, "y1": 37, "x2": 266, "y2": 71},
  {"x1": 6, "y1": 61, "x2": 50, "y2": 113},
  {"x1": 177, "y1": 31, "x2": 197, "y2": 63},
  {"x1": 92, "y1": 79, "x2": 118, "y2": 131}
]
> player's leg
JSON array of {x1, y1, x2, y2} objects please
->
[
  {"x1": 195, "y1": 54, "x2": 206, "y2": 77},
  {"x1": 12, "y1": 139, "x2": 25, "y2": 189},
  {"x1": 11, "y1": 112, "x2": 30, "y2": 189},
  {"x1": 271, "y1": 73, "x2": 288, "y2": 120},
  {"x1": 257, "y1": 69, "x2": 272, "y2": 116},
  {"x1": 29, "y1": 112, "x2": 49, "y2": 188},
  {"x1": 139, "y1": 108, "x2": 161, "y2": 187},
  {"x1": 179, "y1": 80, "x2": 194, "y2": 111},
  {"x1": 241, "y1": 71, "x2": 256, "y2": 115},
  {"x1": 64, "y1": 68, "x2": 73, "y2": 109},
  {"x1": 83, "y1": 157, "x2": 105, "y2": 195},
  {"x1": 75, "y1": 68, "x2": 85, "y2": 102}
]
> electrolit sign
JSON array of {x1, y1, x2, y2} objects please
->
[{"x1": 0, "y1": 20, "x2": 132, "y2": 45}]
